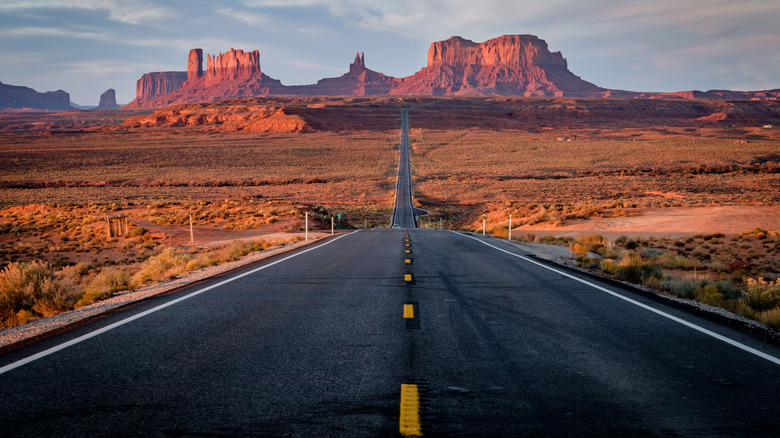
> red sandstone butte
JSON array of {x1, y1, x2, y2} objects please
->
[{"x1": 390, "y1": 35, "x2": 602, "y2": 96}]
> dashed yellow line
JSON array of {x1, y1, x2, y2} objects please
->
[
  {"x1": 404, "y1": 273, "x2": 413, "y2": 283},
  {"x1": 404, "y1": 304, "x2": 414, "y2": 318},
  {"x1": 400, "y1": 384, "x2": 421, "y2": 436}
]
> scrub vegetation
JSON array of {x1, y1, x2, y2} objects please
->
[{"x1": 488, "y1": 229, "x2": 780, "y2": 328}]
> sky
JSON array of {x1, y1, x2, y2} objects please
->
[{"x1": 1, "y1": 0, "x2": 779, "y2": 106}]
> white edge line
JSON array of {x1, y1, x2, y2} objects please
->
[
  {"x1": 452, "y1": 231, "x2": 780, "y2": 366},
  {"x1": 0, "y1": 231, "x2": 360, "y2": 376}
]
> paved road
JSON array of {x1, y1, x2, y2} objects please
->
[
  {"x1": 2, "y1": 230, "x2": 779, "y2": 436},
  {"x1": 1, "y1": 107, "x2": 779, "y2": 436},
  {"x1": 390, "y1": 108, "x2": 416, "y2": 229}
]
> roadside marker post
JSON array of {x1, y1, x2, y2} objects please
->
[
  {"x1": 305, "y1": 212, "x2": 308, "y2": 241},
  {"x1": 331, "y1": 216, "x2": 334, "y2": 235},
  {"x1": 483, "y1": 214, "x2": 486, "y2": 237},
  {"x1": 508, "y1": 214, "x2": 512, "y2": 241}
]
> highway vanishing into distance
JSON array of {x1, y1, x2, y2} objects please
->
[{"x1": 1, "y1": 108, "x2": 780, "y2": 437}]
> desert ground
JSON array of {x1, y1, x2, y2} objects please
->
[{"x1": 1, "y1": 96, "x2": 778, "y2": 328}]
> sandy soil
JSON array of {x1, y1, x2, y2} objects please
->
[{"x1": 515, "y1": 206, "x2": 780, "y2": 240}]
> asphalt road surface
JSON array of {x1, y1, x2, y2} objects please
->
[
  {"x1": 1, "y1": 107, "x2": 779, "y2": 436},
  {"x1": 390, "y1": 108, "x2": 417, "y2": 229}
]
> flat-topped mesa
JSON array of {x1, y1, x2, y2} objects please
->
[
  {"x1": 203, "y1": 48, "x2": 262, "y2": 83},
  {"x1": 392, "y1": 34, "x2": 602, "y2": 96},
  {"x1": 427, "y1": 35, "x2": 568, "y2": 69},
  {"x1": 127, "y1": 72, "x2": 187, "y2": 107}
]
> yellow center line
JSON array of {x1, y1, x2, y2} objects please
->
[
  {"x1": 404, "y1": 273, "x2": 413, "y2": 282},
  {"x1": 400, "y1": 384, "x2": 421, "y2": 436},
  {"x1": 404, "y1": 304, "x2": 414, "y2": 318}
]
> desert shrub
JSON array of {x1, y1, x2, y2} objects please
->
[
  {"x1": 578, "y1": 235, "x2": 607, "y2": 253},
  {"x1": 644, "y1": 276, "x2": 662, "y2": 290},
  {"x1": 741, "y1": 278, "x2": 780, "y2": 312},
  {"x1": 216, "y1": 240, "x2": 265, "y2": 262},
  {"x1": 714, "y1": 281, "x2": 740, "y2": 300},
  {"x1": 654, "y1": 253, "x2": 703, "y2": 270},
  {"x1": 490, "y1": 225, "x2": 508, "y2": 239},
  {"x1": 755, "y1": 308, "x2": 780, "y2": 329},
  {"x1": 129, "y1": 227, "x2": 148, "y2": 237},
  {"x1": 661, "y1": 276, "x2": 699, "y2": 299},
  {"x1": 600, "y1": 259, "x2": 617, "y2": 275},
  {"x1": 569, "y1": 242, "x2": 589, "y2": 256},
  {"x1": 576, "y1": 256, "x2": 599, "y2": 269},
  {"x1": 695, "y1": 284, "x2": 724, "y2": 307},
  {"x1": 132, "y1": 248, "x2": 192, "y2": 286},
  {"x1": 708, "y1": 260, "x2": 729, "y2": 273},
  {"x1": 615, "y1": 252, "x2": 662, "y2": 284},
  {"x1": 77, "y1": 267, "x2": 130, "y2": 307},
  {"x1": 0, "y1": 261, "x2": 82, "y2": 327}
]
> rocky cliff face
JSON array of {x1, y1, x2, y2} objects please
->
[
  {"x1": 391, "y1": 35, "x2": 602, "y2": 96},
  {"x1": 126, "y1": 71, "x2": 187, "y2": 108},
  {"x1": 0, "y1": 81, "x2": 72, "y2": 111},
  {"x1": 95, "y1": 88, "x2": 121, "y2": 110},
  {"x1": 203, "y1": 48, "x2": 262, "y2": 83}
]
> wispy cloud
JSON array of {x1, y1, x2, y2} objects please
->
[
  {"x1": 0, "y1": 0, "x2": 177, "y2": 24},
  {"x1": 215, "y1": 7, "x2": 270, "y2": 26},
  {"x1": 0, "y1": 26, "x2": 106, "y2": 39},
  {"x1": 65, "y1": 59, "x2": 164, "y2": 76}
]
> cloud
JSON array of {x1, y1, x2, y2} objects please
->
[
  {"x1": 0, "y1": 26, "x2": 105, "y2": 40},
  {"x1": 0, "y1": 0, "x2": 177, "y2": 24},
  {"x1": 65, "y1": 59, "x2": 164, "y2": 76},
  {"x1": 215, "y1": 7, "x2": 270, "y2": 26}
]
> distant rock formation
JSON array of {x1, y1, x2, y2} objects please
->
[
  {"x1": 0, "y1": 81, "x2": 72, "y2": 111},
  {"x1": 390, "y1": 35, "x2": 602, "y2": 96},
  {"x1": 124, "y1": 48, "x2": 284, "y2": 109},
  {"x1": 129, "y1": 71, "x2": 187, "y2": 107},
  {"x1": 288, "y1": 52, "x2": 399, "y2": 96},
  {"x1": 95, "y1": 88, "x2": 121, "y2": 110},
  {"x1": 123, "y1": 34, "x2": 780, "y2": 108}
]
